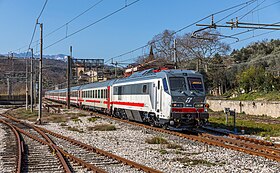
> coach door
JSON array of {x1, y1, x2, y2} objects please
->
[{"x1": 156, "y1": 80, "x2": 162, "y2": 112}]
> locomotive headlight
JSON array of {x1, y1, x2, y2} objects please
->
[
  {"x1": 172, "y1": 103, "x2": 184, "y2": 107},
  {"x1": 170, "y1": 120, "x2": 175, "y2": 126}
]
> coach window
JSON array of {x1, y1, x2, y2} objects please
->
[
  {"x1": 105, "y1": 89, "x2": 107, "y2": 98},
  {"x1": 158, "y1": 81, "x2": 160, "y2": 90},
  {"x1": 143, "y1": 85, "x2": 147, "y2": 93},
  {"x1": 98, "y1": 90, "x2": 100, "y2": 98},
  {"x1": 118, "y1": 86, "x2": 122, "y2": 95},
  {"x1": 101, "y1": 90, "x2": 104, "y2": 98}
]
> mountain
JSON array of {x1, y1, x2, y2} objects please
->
[{"x1": 2, "y1": 52, "x2": 68, "y2": 61}]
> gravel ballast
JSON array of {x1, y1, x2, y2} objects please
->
[
  {"x1": 1, "y1": 107, "x2": 280, "y2": 172},
  {"x1": 0, "y1": 124, "x2": 5, "y2": 171},
  {"x1": 37, "y1": 111, "x2": 280, "y2": 173}
]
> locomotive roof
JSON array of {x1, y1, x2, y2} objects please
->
[{"x1": 114, "y1": 69, "x2": 200, "y2": 84}]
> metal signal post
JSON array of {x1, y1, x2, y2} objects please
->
[
  {"x1": 37, "y1": 23, "x2": 43, "y2": 124},
  {"x1": 67, "y1": 55, "x2": 71, "y2": 109},
  {"x1": 30, "y1": 48, "x2": 34, "y2": 112}
]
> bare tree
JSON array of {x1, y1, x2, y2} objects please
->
[
  {"x1": 177, "y1": 29, "x2": 230, "y2": 66},
  {"x1": 149, "y1": 29, "x2": 175, "y2": 61}
]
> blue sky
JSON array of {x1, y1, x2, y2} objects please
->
[{"x1": 0, "y1": 0, "x2": 279, "y2": 64}]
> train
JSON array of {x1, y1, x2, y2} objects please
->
[{"x1": 45, "y1": 68, "x2": 209, "y2": 130}]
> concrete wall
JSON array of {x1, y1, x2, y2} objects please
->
[{"x1": 207, "y1": 99, "x2": 280, "y2": 118}]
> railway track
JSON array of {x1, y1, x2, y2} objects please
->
[
  {"x1": 0, "y1": 120, "x2": 21, "y2": 173},
  {"x1": 0, "y1": 113, "x2": 162, "y2": 173},
  {"x1": 43, "y1": 99, "x2": 280, "y2": 163}
]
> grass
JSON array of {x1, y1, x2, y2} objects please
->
[
  {"x1": 230, "y1": 91, "x2": 280, "y2": 101},
  {"x1": 60, "y1": 122, "x2": 67, "y2": 126},
  {"x1": 173, "y1": 157, "x2": 216, "y2": 166},
  {"x1": 166, "y1": 143, "x2": 183, "y2": 150},
  {"x1": 46, "y1": 115, "x2": 67, "y2": 123},
  {"x1": 209, "y1": 112, "x2": 280, "y2": 137},
  {"x1": 145, "y1": 136, "x2": 169, "y2": 144},
  {"x1": 70, "y1": 116, "x2": 82, "y2": 123},
  {"x1": 12, "y1": 108, "x2": 38, "y2": 121},
  {"x1": 87, "y1": 124, "x2": 116, "y2": 131},
  {"x1": 159, "y1": 149, "x2": 168, "y2": 154},
  {"x1": 87, "y1": 117, "x2": 99, "y2": 122},
  {"x1": 67, "y1": 126, "x2": 84, "y2": 133}
]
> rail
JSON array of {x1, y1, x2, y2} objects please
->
[
  {"x1": 0, "y1": 119, "x2": 23, "y2": 173},
  {"x1": 0, "y1": 113, "x2": 163, "y2": 173}
]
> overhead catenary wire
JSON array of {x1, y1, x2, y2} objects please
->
[
  {"x1": 40, "y1": 0, "x2": 141, "y2": 53},
  {"x1": 118, "y1": 1, "x2": 280, "y2": 64},
  {"x1": 44, "y1": 0, "x2": 104, "y2": 38},
  {"x1": 239, "y1": 0, "x2": 266, "y2": 21},
  {"x1": 105, "y1": 0, "x2": 257, "y2": 64},
  {"x1": 12, "y1": 0, "x2": 104, "y2": 53},
  {"x1": 26, "y1": 0, "x2": 48, "y2": 53}
]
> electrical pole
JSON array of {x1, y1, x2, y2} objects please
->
[
  {"x1": 7, "y1": 78, "x2": 10, "y2": 98},
  {"x1": 70, "y1": 46, "x2": 73, "y2": 81},
  {"x1": 26, "y1": 57, "x2": 29, "y2": 110},
  {"x1": 37, "y1": 23, "x2": 43, "y2": 125},
  {"x1": 173, "y1": 38, "x2": 177, "y2": 69},
  {"x1": 196, "y1": 58, "x2": 200, "y2": 72},
  {"x1": 67, "y1": 54, "x2": 71, "y2": 109},
  {"x1": 30, "y1": 48, "x2": 34, "y2": 112}
]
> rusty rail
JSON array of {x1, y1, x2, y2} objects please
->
[
  {"x1": 36, "y1": 126, "x2": 162, "y2": 173},
  {"x1": 201, "y1": 126, "x2": 280, "y2": 148},
  {"x1": 0, "y1": 119, "x2": 23, "y2": 173},
  {"x1": 1, "y1": 113, "x2": 162, "y2": 173},
  {"x1": 5, "y1": 120, "x2": 108, "y2": 173}
]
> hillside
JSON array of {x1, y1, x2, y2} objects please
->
[
  {"x1": 210, "y1": 39, "x2": 280, "y2": 100},
  {"x1": 0, "y1": 57, "x2": 66, "y2": 95}
]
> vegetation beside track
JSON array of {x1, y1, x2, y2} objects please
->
[
  {"x1": 208, "y1": 111, "x2": 280, "y2": 137},
  {"x1": 228, "y1": 91, "x2": 280, "y2": 101},
  {"x1": 6, "y1": 107, "x2": 91, "y2": 123}
]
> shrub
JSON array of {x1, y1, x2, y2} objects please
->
[
  {"x1": 167, "y1": 143, "x2": 183, "y2": 150},
  {"x1": 87, "y1": 117, "x2": 99, "y2": 122},
  {"x1": 145, "y1": 136, "x2": 169, "y2": 144},
  {"x1": 88, "y1": 124, "x2": 116, "y2": 131},
  {"x1": 67, "y1": 126, "x2": 84, "y2": 133}
]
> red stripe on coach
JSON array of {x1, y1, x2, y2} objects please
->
[{"x1": 111, "y1": 101, "x2": 144, "y2": 107}]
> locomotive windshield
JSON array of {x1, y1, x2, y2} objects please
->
[
  {"x1": 169, "y1": 77, "x2": 187, "y2": 91},
  {"x1": 187, "y1": 77, "x2": 204, "y2": 92}
]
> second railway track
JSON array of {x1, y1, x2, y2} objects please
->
[{"x1": 0, "y1": 113, "x2": 162, "y2": 173}]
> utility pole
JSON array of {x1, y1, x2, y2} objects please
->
[
  {"x1": 7, "y1": 78, "x2": 10, "y2": 98},
  {"x1": 173, "y1": 38, "x2": 177, "y2": 69},
  {"x1": 67, "y1": 54, "x2": 71, "y2": 109},
  {"x1": 37, "y1": 23, "x2": 43, "y2": 125},
  {"x1": 26, "y1": 57, "x2": 29, "y2": 110},
  {"x1": 111, "y1": 59, "x2": 117, "y2": 78},
  {"x1": 30, "y1": 48, "x2": 34, "y2": 112},
  {"x1": 196, "y1": 58, "x2": 200, "y2": 72}
]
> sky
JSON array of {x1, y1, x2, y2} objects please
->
[{"x1": 0, "y1": 0, "x2": 279, "y2": 64}]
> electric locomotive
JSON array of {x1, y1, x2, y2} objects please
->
[{"x1": 45, "y1": 68, "x2": 209, "y2": 130}]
